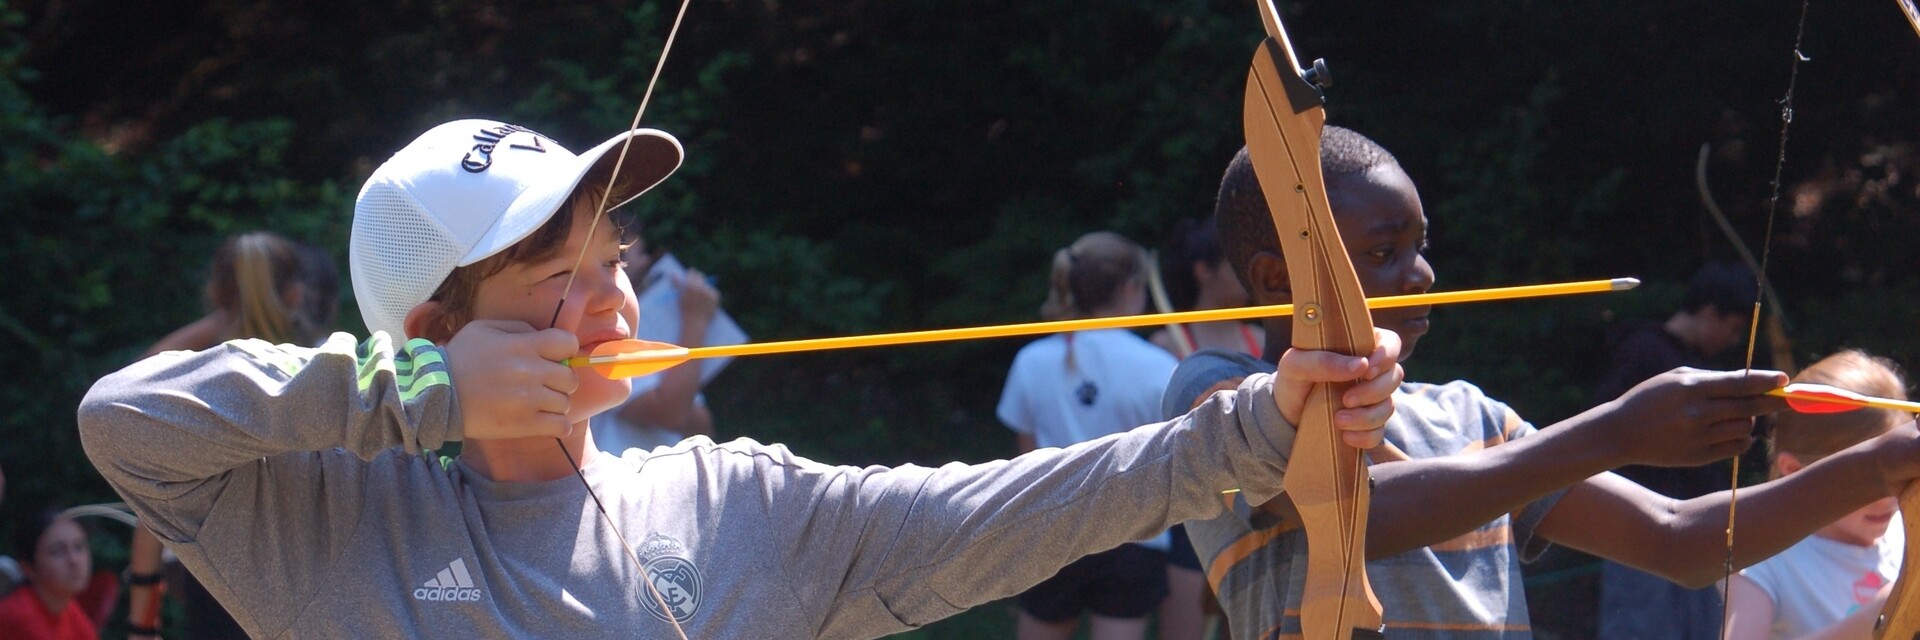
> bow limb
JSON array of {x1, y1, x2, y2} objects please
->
[
  {"x1": 1873, "y1": 8, "x2": 1920, "y2": 636},
  {"x1": 1145, "y1": 251, "x2": 1197, "y2": 358},
  {"x1": 1881, "y1": 7, "x2": 1920, "y2": 627},
  {"x1": 1720, "y1": 1, "x2": 1813, "y2": 633},
  {"x1": 1695, "y1": 143, "x2": 1797, "y2": 376},
  {"x1": 1877, "y1": 478, "x2": 1920, "y2": 638},
  {"x1": 1245, "y1": 2, "x2": 1384, "y2": 637}
]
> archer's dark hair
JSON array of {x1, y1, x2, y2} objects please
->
[
  {"x1": 1160, "y1": 218, "x2": 1223, "y2": 311},
  {"x1": 297, "y1": 242, "x2": 341, "y2": 333},
  {"x1": 1214, "y1": 125, "x2": 1400, "y2": 290},
  {"x1": 10, "y1": 505, "x2": 75, "y2": 562},
  {"x1": 1681, "y1": 260, "x2": 1759, "y2": 314}
]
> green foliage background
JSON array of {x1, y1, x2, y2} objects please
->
[{"x1": 3, "y1": 0, "x2": 1918, "y2": 637}]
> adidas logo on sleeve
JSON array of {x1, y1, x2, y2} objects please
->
[{"x1": 413, "y1": 558, "x2": 484, "y2": 602}]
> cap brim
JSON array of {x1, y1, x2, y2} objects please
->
[{"x1": 460, "y1": 129, "x2": 685, "y2": 265}]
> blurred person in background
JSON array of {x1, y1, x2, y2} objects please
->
[
  {"x1": 999, "y1": 231, "x2": 1179, "y2": 640},
  {"x1": 0, "y1": 507, "x2": 98, "y2": 640},
  {"x1": 1149, "y1": 217, "x2": 1264, "y2": 359},
  {"x1": 1147, "y1": 217, "x2": 1260, "y2": 640},
  {"x1": 126, "y1": 230, "x2": 339, "y2": 640},
  {"x1": 590, "y1": 229, "x2": 720, "y2": 452},
  {"x1": 1593, "y1": 260, "x2": 1760, "y2": 640}
]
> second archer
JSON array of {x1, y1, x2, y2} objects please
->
[{"x1": 1167, "y1": 126, "x2": 1920, "y2": 638}]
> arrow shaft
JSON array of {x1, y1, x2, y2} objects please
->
[{"x1": 576, "y1": 278, "x2": 1637, "y2": 367}]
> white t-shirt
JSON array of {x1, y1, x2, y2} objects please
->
[
  {"x1": 998, "y1": 330, "x2": 1178, "y2": 551},
  {"x1": 1739, "y1": 512, "x2": 1905, "y2": 639},
  {"x1": 997, "y1": 330, "x2": 1179, "y2": 450}
]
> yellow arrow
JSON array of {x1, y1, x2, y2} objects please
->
[{"x1": 567, "y1": 277, "x2": 1639, "y2": 379}]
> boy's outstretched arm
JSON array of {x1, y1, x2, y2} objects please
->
[
  {"x1": 1539, "y1": 417, "x2": 1920, "y2": 588},
  {"x1": 1359, "y1": 368, "x2": 1787, "y2": 558},
  {"x1": 795, "y1": 333, "x2": 1401, "y2": 634}
]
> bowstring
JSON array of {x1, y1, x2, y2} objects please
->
[
  {"x1": 1722, "y1": 0, "x2": 1809, "y2": 635},
  {"x1": 546, "y1": 0, "x2": 696, "y2": 636}
]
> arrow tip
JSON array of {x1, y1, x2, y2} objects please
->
[{"x1": 1612, "y1": 278, "x2": 1641, "y2": 291}]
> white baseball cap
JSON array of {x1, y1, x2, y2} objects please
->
[{"x1": 350, "y1": 119, "x2": 683, "y2": 339}]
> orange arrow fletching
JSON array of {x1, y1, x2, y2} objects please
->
[
  {"x1": 1774, "y1": 384, "x2": 1869, "y2": 414},
  {"x1": 1768, "y1": 383, "x2": 1920, "y2": 415},
  {"x1": 564, "y1": 340, "x2": 689, "y2": 380}
]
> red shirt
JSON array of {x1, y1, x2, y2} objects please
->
[{"x1": 0, "y1": 587, "x2": 99, "y2": 640}]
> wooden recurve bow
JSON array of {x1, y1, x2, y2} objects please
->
[
  {"x1": 1768, "y1": 4, "x2": 1920, "y2": 638},
  {"x1": 1876, "y1": 3, "x2": 1920, "y2": 620},
  {"x1": 1873, "y1": 472, "x2": 1920, "y2": 638},
  {"x1": 1876, "y1": 10, "x2": 1920, "y2": 625},
  {"x1": 1243, "y1": 1, "x2": 1385, "y2": 637}
]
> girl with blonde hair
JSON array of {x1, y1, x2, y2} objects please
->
[{"x1": 1724, "y1": 350, "x2": 1914, "y2": 640}]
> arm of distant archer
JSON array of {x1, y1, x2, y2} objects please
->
[
  {"x1": 141, "y1": 311, "x2": 231, "y2": 357},
  {"x1": 1538, "y1": 420, "x2": 1920, "y2": 588},
  {"x1": 1365, "y1": 368, "x2": 1783, "y2": 558}
]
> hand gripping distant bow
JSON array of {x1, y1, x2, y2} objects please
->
[{"x1": 1241, "y1": 1, "x2": 1385, "y2": 637}]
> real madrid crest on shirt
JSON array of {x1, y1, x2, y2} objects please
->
[{"x1": 638, "y1": 533, "x2": 702, "y2": 624}]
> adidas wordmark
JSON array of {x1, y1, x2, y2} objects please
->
[{"x1": 414, "y1": 558, "x2": 483, "y2": 602}]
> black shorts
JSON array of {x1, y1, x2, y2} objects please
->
[
  {"x1": 1166, "y1": 524, "x2": 1202, "y2": 572},
  {"x1": 1017, "y1": 543, "x2": 1170, "y2": 621}
]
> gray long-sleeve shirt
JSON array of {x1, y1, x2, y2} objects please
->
[{"x1": 79, "y1": 333, "x2": 1297, "y2": 639}]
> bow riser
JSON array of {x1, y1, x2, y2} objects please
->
[{"x1": 1246, "y1": 14, "x2": 1385, "y2": 638}]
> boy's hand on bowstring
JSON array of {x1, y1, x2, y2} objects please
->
[
  {"x1": 1595, "y1": 367, "x2": 1787, "y2": 468},
  {"x1": 1274, "y1": 327, "x2": 1404, "y2": 449},
  {"x1": 446, "y1": 320, "x2": 581, "y2": 440}
]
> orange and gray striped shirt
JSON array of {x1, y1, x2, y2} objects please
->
[{"x1": 1162, "y1": 351, "x2": 1565, "y2": 639}]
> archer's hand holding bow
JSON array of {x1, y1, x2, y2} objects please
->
[{"x1": 1274, "y1": 326, "x2": 1405, "y2": 451}]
